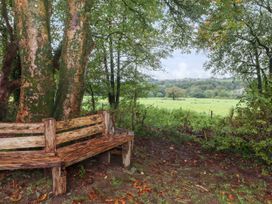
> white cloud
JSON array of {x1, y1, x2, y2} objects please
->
[{"x1": 145, "y1": 50, "x2": 230, "y2": 80}]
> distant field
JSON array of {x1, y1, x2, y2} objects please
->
[{"x1": 139, "y1": 98, "x2": 240, "y2": 116}]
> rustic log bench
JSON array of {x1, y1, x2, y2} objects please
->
[{"x1": 0, "y1": 111, "x2": 134, "y2": 195}]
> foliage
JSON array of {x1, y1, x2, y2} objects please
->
[{"x1": 149, "y1": 78, "x2": 244, "y2": 99}]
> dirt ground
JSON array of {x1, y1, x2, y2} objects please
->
[{"x1": 0, "y1": 137, "x2": 271, "y2": 204}]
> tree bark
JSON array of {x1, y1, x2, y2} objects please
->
[
  {"x1": 115, "y1": 43, "x2": 121, "y2": 109},
  {"x1": 109, "y1": 35, "x2": 116, "y2": 108},
  {"x1": 254, "y1": 46, "x2": 262, "y2": 94},
  {"x1": 54, "y1": 0, "x2": 92, "y2": 120},
  {"x1": 0, "y1": 42, "x2": 19, "y2": 121},
  {"x1": 14, "y1": 0, "x2": 55, "y2": 122},
  {"x1": 0, "y1": 0, "x2": 20, "y2": 121}
]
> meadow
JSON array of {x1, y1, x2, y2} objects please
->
[{"x1": 139, "y1": 97, "x2": 240, "y2": 116}]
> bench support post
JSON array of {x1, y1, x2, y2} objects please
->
[
  {"x1": 43, "y1": 118, "x2": 56, "y2": 154},
  {"x1": 52, "y1": 166, "x2": 67, "y2": 195},
  {"x1": 122, "y1": 141, "x2": 132, "y2": 168}
]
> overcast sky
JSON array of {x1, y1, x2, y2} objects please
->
[{"x1": 147, "y1": 50, "x2": 221, "y2": 80}]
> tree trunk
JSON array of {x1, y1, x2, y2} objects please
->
[
  {"x1": 0, "y1": 42, "x2": 19, "y2": 121},
  {"x1": 269, "y1": 57, "x2": 272, "y2": 78},
  {"x1": 115, "y1": 44, "x2": 121, "y2": 109},
  {"x1": 254, "y1": 47, "x2": 262, "y2": 94},
  {"x1": 54, "y1": 0, "x2": 92, "y2": 120},
  {"x1": 14, "y1": 0, "x2": 55, "y2": 122},
  {"x1": 109, "y1": 35, "x2": 116, "y2": 108}
]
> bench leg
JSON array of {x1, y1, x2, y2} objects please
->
[
  {"x1": 52, "y1": 166, "x2": 67, "y2": 195},
  {"x1": 98, "y1": 151, "x2": 111, "y2": 164},
  {"x1": 122, "y1": 141, "x2": 132, "y2": 168}
]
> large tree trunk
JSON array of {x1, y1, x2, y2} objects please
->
[
  {"x1": 0, "y1": 0, "x2": 19, "y2": 121},
  {"x1": 14, "y1": 0, "x2": 55, "y2": 122},
  {"x1": 0, "y1": 42, "x2": 19, "y2": 121},
  {"x1": 54, "y1": 0, "x2": 92, "y2": 120}
]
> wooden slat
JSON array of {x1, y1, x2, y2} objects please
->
[
  {"x1": 0, "y1": 122, "x2": 44, "y2": 134},
  {"x1": 0, "y1": 136, "x2": 45, "y2": 150},
  {"x1": 56, "y1": 114, "x2": 103, "y2": 132},
  {"x1": 56, "y1": 124, "x2": 104, "y2": 145},
  {"x1": 0, "y1": 154, "x2": 61, "y2": 170},
  {"x1": 0, "y1": 151, "x2": 55, "y2": 157},
  {"x1": 57, "y1": 134, "x2": 134, "y2": 167}
]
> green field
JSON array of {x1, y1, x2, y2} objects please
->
[{"x1": 139, "y1": 97, "x2": 240, "y2": 116}]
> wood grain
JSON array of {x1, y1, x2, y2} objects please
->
[
  {"x1": 0, "y1": 136, "x2": 45, "y2": 150},
  {"x1": 56, "y1": 114, "x2": 103, "y2": 132},
  {"x1": 56, "y1": 123, "x2": 104, "y2": 145},
  {"x1": 44, "y1": 118, "x2": 56, "y2": 153},
  {"x1": 57, "y1": 134, "x2": 134, "y2": 167},
  {"x1": 0, "y1": 154, "x2": 61, "y2": 170},
  {"x1": 0, "y1": 122, "x2": 44, "y2": 134}
]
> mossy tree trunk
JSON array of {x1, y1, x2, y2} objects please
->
[
  {"x1": 14, "y1": 0, "x2": 55, "y2": 122},
  {"x1": 54, "y1": 0, "x2": 92, "y2": 120},
  {"x1": 0, "y1": 0, "x2": 20, "y2": 121}
]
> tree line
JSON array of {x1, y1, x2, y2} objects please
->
[{"x1": 148, "y1": 78, "x2": 244, "y2": 99}]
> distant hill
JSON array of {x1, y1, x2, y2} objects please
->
[{"x1": 148, "y1": 78, "x2": 244, "y2": 99}]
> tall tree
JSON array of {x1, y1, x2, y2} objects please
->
[
  {"x1": 54, "y1": 0, "x2": 93, "y2": 120},
  {"x1": 14, "y1": 0, "x2": 55, "y2": 122}
]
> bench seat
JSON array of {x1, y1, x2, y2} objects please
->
[
  {"x1": 0, "y1": 153, "x2": 61, "y2": 170},
  {"x1": 57, "y1": 134, "x2": 133, "y2": 167}
]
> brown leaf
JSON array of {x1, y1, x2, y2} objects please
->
[
  {"x1": 37, "y1": 193, "x2": 48, "y2": 203},
  {"x1": 88, "y1": 191, "x2": 98, "y2": 201},
  {"x1": 10, "y1": 190, "x2": 22, "y2": 202}
]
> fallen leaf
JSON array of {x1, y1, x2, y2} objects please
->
[
  {"x1": 37, "y1": 193, "x2": 48, "y2": 203},
  {"x1": 10, "y1": 190, "x2": 22, "y2": 202},
  {"x1": 88, "y1": 191, "x2": 98, "y2": 201}
]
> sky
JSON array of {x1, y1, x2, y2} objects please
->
[{"x1": 147, "y1": 50, "x2": 220, "y2": 80}]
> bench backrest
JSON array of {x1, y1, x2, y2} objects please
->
[
  {"x1": 0, "y1": 111, "x2": 113, "y2": 154},
  {"x1": 55, "y1": 112, "x2": 111, "y2": 147},
  {"x1": 0, "y1": 121, "x2": 49, "y2": 153}
]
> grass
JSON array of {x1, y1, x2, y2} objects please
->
[{"x1": 139, "y1": 97, "x2": 240, "y2": 116}]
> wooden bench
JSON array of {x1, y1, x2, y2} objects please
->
[{"x1": 0, "y1": 111, "x2": 134, "y2": 195}]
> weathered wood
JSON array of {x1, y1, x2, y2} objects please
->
[
  {"x1": 57, "y1": 135, "x2": 133, "y2": 167},
  {"x1": 44, "y1": 118, "x2": 56, "y2": 153},
  {"x1": 103, "y1": 111, "x2": 114, "y2": 137},
  {"x1": 56, "y1": 114, "x2": 103, "y2": 132},
  {"x1": 0, "y1": 151, "x2": 54, "y2": 157},
  {"x1": 0, "y1": 122, "x2": 44, "y2": 134},
  {"x1": 56, "y1": 123, "x2": 104, "y2": 145},
  {"x1": 122, "y1": 141, "x2": 132, "y2": 168},
  {"x1": 0, "y1": 136, "x2": 45, "y2": 150},
  {"x1": 0, "y1": 154, "x2": 61, "y2": 170},
  {"x1": 52, "y1": 166, "x2": 67, "y2": 195}
]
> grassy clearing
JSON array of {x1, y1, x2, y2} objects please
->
[{"x1": 139, "y1": 97, "x2": 240, "y2": 116}]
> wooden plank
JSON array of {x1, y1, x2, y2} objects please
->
[
  {"x1": 0, "y1": 151, "x2": 54, "y2": 157},
  {"x1": 0, "y1": 155, "x2": 61, "y2": 170},
  {"x1": 56, "y1": 114, "x2": 103, "y2": 132},
  {"x1": 0, "y1": 122, "x2": 44, "y2": 134},
  {"x1": 57, "y1": 134, "x2": 134, "y2": 167},
  {"x1": 44, "y1": 118, "x2": 56, "y2": 153},
  {"x1": 103, "y1": 111, "x2": 114, "y2": 136},
  {"x1": 122, "y1": 141, "x2": 132, "y2": 168},
  {"x1": 52, "y1": 167, "x2": 67, "y2": 195},
  {"x1": 0, "y1": 136, "x2": 45, "y2": 150},
  {"x1": 56, "y1": 124, "x2": 104, "y2": 145}
]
